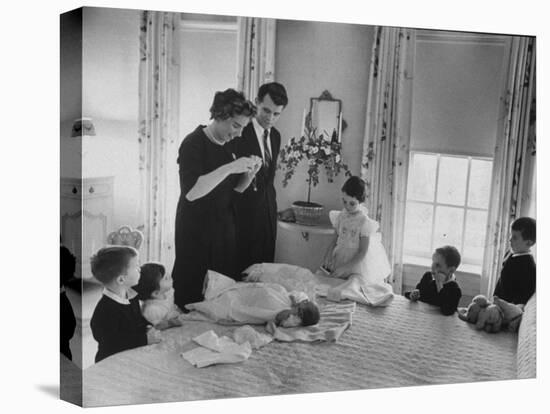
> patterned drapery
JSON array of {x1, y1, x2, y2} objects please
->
[
  {"x1": 481, "y1": 37, "x2": 536, "y2": 297},
  {"x1": 236, "y1": 17, "x2": 276, "y2": 99},
  {"x1": 138, "y1": 11, "x2": 181, "y2": 263},
  {"x1": 360, "y1": 27, "x2": 415, "y2": 293}
]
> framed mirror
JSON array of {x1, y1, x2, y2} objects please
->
[{"x1": 307, "y1": 90, "x2": 344, "y2": 142}]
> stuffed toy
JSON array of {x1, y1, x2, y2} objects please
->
[
  {"x1": 476, "y1": 304, "x2": 502, "y2": 333},
  {"x1": 458, "y1": 294, "x2": 488, "y2": 323},
  {"x1": 493, "y1": 295, "x2": 524, "y2": 332},
  {"x1": 458, "y1": 294, "x2": 523, "y2": 333}
]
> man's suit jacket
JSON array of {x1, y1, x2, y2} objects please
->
[{"x1": 232, "y1": 122, "x2": 281, "y2": 274}]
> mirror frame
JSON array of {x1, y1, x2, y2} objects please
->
[{"x1": 307, "y1": 90, "x2": 346, "y2": 142}]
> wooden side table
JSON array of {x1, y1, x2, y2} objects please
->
[{"x1": 61, "y1": 175, "x2": 114, "y2": 280}]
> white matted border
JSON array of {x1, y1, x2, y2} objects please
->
[{"x1": 5, "y1": 0, "x2": 547, "y2": 413}]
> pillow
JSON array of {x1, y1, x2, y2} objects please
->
[
  {"x1": 242, "y1": 263, "x2": 317, "y2": 301},
  {"x1": 516, "y1": 293, "x2": 536, "y2": 379}
]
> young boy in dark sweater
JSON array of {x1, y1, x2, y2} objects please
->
[
  {"x1": 90, "y1": 246, "x2": 161, "y2": 363},
  {"x1": 493, "y1": 217, "x2": 536, "y2": 305},
  {"x1": 405, "y1": 245, "x2": 462, "y2": 315}
]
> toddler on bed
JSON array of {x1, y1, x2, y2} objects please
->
[
  {"x1": 405, "y1": 245, "x2": 462, "y2": 315},
  {"x1": 493, "y1": 217, "x2": 536, "y2": 305},
  {"x1": 90, "y1": 246, "x2": 162, "y2": 363},
  {"x1": 134, "y1": 262, "x2": 182, "y2": 330}
]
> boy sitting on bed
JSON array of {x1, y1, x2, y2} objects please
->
[
  {"x1": 493, "y1": 217, "x2": 536, "y2": 305},
  {"x1": 404, "y1": 245, "x2": 462, "y2": 315},
  {"x1": 90, "y1": 246, "x2": 162, "y2": 363},
  {"x1": 184, "y1": 271, "x2": 320, "y2": 327}
]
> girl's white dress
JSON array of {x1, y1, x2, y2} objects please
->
[
  {"x1": 329, "y1": 207, "x2": 391, "y2": 284},
  {"x1": 142, "y1": 288, "x2": 181, "y2": 325}
]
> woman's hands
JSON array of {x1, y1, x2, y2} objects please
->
[
  {"x1": 233, "y1": 155, "x2": 263, "y2": 193},
  {"x1": 230, "y1": 156, "x2": 262, "y2": 175}
]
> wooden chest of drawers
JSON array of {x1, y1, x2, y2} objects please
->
[{"x1": 61, "y1": 176, "x2": 114, "y2": 279}]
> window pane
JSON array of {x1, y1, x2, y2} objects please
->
[
  {"x1": 463, "y1": 210, "x2": 488, "y2": 265},
  {"x1": 404, "y1": 202, "x2": 433, "y2": 256},
  {"x1": 433, "y1": 206, "x2": 464, "y2": 249},
  {"x1": 436, "y1": 156, "x2": 468, "y2": 206},
  {"x1": 468, "y1": 159, "x2": 493, "y2": 209},
  {"x1": 407, "y1": 153, "x2": 437, "y2": 202}
]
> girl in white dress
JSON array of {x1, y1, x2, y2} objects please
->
[
  {"x1": 134, "y1": 263, "x2": 182, "y2": 330},
  {"x1": 321, "y1": 176, "x2": 393, "y2": 306}
]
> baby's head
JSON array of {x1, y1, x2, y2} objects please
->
[
  {"x1": 341, "y1": 176, "x2": 366, "y2": 214},
  {"x1": 274, "y1": 300, "x2": 320, "y2": 328},
  {"x1": 510, "y1": 217, "x2": 536, "y2": 254},
  {"x1": 134, "y1": 262, "x2": 172, "y2": 301},
  {"x1": 90, "y1": 246, "x2": 140, "y2": 289},
  {"x1": 432, "y1": 245, "x2": 461, "y2": 280}
]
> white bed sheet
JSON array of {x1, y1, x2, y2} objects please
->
[{"x1": 82, "y1": 295, "x2": 518, "y2": 407}]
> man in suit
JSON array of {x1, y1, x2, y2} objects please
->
[{"x1": 232, "y1": 82, "x2": 288, "y2": 276}]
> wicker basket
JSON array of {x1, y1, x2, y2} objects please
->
[{"x1": 292, "y1": 201, "x2": 324, "y2": 226}]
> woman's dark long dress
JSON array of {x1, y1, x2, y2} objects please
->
[{"x1": 172, "y1": 126, "x2": 241, "y2": 310}]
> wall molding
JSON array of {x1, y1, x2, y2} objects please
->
[
  {"x1": 416, "y1": 29, "x2": 509, "y2": 47},
  {"x1": 180, "y1": 20, "x2": 238, "y2": 33}
]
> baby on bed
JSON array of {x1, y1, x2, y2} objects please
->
[{"x1": 183, "y1": 271, "x2": 320, "y2": 327}]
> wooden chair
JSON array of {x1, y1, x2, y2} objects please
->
[{"x1": 107, "y1": 225, "x2": 144, "y2": 250}]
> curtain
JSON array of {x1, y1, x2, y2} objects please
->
[
  {"x1": 138, "y1": 11, "x2": 181, "y2": 264},
  {"x1": 236, "y1": 17, "x2": 276, "y2": 99},
  {"x1": 481, "y1": 37, "x2": 536, "y2": 296},
  {"x1": 360, "y1": 27, "x2": 415, "y2": 294}
]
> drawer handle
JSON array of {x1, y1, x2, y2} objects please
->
[
  {"x1": 89, "y1": 186, "x2": 95, "y2": 194},
  {"x1": 72, "y1": 187, "x2": 78, "y2": 194}
]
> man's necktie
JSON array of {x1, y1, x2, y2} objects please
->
[{"x1": 263, "y1": 129, "x2": 272, "y2": 168}]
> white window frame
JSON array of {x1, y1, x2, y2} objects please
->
[{"x1": 403, "y1": 151, "x2": 493, "y2": 274}]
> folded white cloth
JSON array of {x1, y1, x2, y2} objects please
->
[
  {"x1": 233, "y1": 325, "x2": 273, "y2": 349},
  {"x1": 180, "y1": 330, "x2": 252, "y2": 368}
]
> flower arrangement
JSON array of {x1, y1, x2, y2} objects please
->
[{"x1": 278, "y1": 123, "x2": 351, "y2": 204}]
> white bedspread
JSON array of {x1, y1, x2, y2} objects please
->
[{"x1": 82, "y1": 295, "x2": 518, "y2": 407}]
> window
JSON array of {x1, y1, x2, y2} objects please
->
[{"x1": 403, "y1": 152, "x2": 493, "y2": 274}]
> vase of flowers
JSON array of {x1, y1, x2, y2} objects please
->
[{"x1": 278, "y1": 124, "x2": 351, "y2": 225}]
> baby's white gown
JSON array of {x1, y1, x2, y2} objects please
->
[
  {"x1": 185, "y1": 271, "x2": 306, "y2": 324},
  {"x1": 330, "y1": 207, "x2": 391, "y2": 284}
]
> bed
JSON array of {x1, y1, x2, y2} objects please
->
[{"x1": 80, "y1": 283, "x2": 536, "y2": 407}]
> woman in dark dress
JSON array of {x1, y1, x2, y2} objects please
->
[{"x1": 172, "y1": 89, "x2": 261, "y2": 310}]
